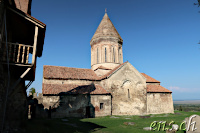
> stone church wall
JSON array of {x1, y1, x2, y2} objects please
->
[
  {"x1": 147, "y1": 93, "x2": 174, "y2": 114},
  {"x1": 43, "y1": 78, "x2": 96, "y2": 86},
  {"x1": 91, "y1": 95, "x2": 111, "y2": 117},
  {"x1": 42, "y1": 95, "x2": 60, "y2": 109},
  {"x1": 41, "y1": 94, "x2": 111, "y2": 118},
  {"x1": 101, "y1": 62, "x2": 147, "y2": 115}
]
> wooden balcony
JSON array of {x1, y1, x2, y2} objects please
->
[
  {"x1": 1, "y1": 42, "x2": 34, "y2": 66},
  {"x1": 0, "y1": 7, "x2": 46, "y2": 81},
  {"x1": 0, "y1": 42, "x2": 37, "y2": 81}
]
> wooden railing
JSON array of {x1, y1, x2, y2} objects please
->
[{"x1": 1, "y1": 42, "x2": 34, "y2": 65}]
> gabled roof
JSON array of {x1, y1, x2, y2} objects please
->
[
  {"x1": 43, "y1": 62, "x2": 162, "y2": 83},
  {"x1": 43, "y1": 62, "x2": 127, "y2": 81},
  {"x1": 147, "y1": 84, "x2": 172, "y2": 93},
  {"x1": 42, "y1": 83, "x2": 110, "y2": 95},
  {"x1": 90, "y1": 13, "x2": 123, "y2": 44},
  {"x1": 43, "y1": 65, "x2": 99, "y2": 80},
  {"x1": 7, "y1": 6, "x2": 46, "y2": 57},
  {"x1": 8, "y1": 7, "x2": 46, "y2": 28},
  {"x1": 141, "y1": 73, "x2": 160, "y2": 83}
]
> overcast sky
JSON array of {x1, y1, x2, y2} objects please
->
[{"x1": 29, "y1": 0, "x2": 200, "y2": 100}]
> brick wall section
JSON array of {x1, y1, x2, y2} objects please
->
[{"x1": 14, "y1": 0, "x2": 31, "y2": 14}]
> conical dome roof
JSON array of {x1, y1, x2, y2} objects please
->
[{"x1": 90, "y1": 13, "x2": 123, "y2": 45}]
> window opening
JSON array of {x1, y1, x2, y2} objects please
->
[
  {"x1": 113, "y1": 47, "x2": 115, "y2": 62},
  {"x1": 105, "y1": 48, "x2": 107, "y2": 62},
  {"x1": 128, "y1": 89, "x2": 130, "y2": 98},
  {"x1": 100, "y1": 103, "x2": 104, "y2": 109}
]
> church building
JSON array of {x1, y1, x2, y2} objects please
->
[{"x1": 42, "y1": 12, "x2": 174, "y2": 118}]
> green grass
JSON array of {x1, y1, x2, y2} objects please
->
[{"x1": 23, "y1": 111, "x2": 200, "y2": 133}]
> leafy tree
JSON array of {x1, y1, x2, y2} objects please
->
[{"x1": 29, "y1": 87, "x2": 36, "y2": 95}]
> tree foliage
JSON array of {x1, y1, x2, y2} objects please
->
[{"x1": 29, "y1": 87, "x2": 36, "y2": 95}]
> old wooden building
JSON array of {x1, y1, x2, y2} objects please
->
[{"x1": 0, "y1": 0, "x2": 46, "y2": 131}]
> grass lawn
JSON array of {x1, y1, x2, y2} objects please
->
[{"x1": 24, "y1": 111, "x2": 200, "y2": 133}]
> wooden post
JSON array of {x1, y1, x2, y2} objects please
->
[
  {"x1": 17, "y1": 44, "x2": 21, "y2": 63},
  {"x1": 21, "y1": 45, "x2": 25, "y2": 63},
  {"x1": 32, "y1": 26, "x2": 38, "y2": 64},
  {"x1": 26, "y1": 47, "x2": 30, "y2": 64}
]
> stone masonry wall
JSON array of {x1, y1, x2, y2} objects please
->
[
  {"x1": 101, "y1": 62, "x2": 147, "y2": 115},
  {"x1": 39, "y1": 94, "x2": 111, "y2": 118},
  {"x1": 91, "y1": 95, "x2": 111, "y2": 117},
  {"x1": 43, "y1": 95, "x2": 90, "y2": 118},
  {"x1": 147, "y1": 93, "x2": 174, "y2": 114},
  {"x1": 41, "y1": 95, "x2": 60, "y2": 109},
  {"x1": 43, "y1": 79, "x2": 97, "y2": 86},
  {"x1": 91, "y1": 41, "x2": 122, "y2": 70}
]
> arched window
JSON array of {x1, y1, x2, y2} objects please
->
[
  {"x1": 105, "y1": 47, "x2": 107, "y2": 62},
  {"x1": 128, "y1": 89, "x2": 130, "y2": 99},
  {"x1": 113, "y1": 47, "x2": 115, "y2": 62},
  {"x1": 97, "y1": 48, "x2": 99, "y2": 63}
]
